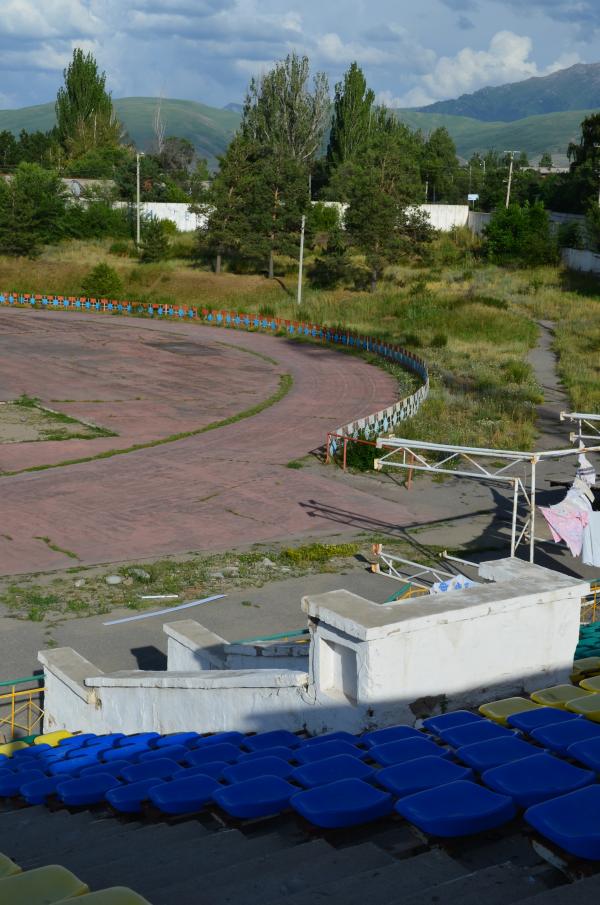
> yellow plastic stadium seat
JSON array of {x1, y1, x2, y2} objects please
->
[
  {"x1": 579, "y1": 675, "x2": 600, "y2": 692},
  {"x1": 530, "y1": 685, "x2": 591, "y2": 709},
  {"x1": 0, "y1": 852, "x2": 22, "y2": 878},
  {"x1": 56, "y1": 888, "x2": 153, "y2": 905},
  {"x1": 565, "y1": 693, "x2": 600, "y2": 722},
  {"x1": 0, "y1": 864, "x2": 89, "y2": 904},
  {"x1": 571, "y1": 657, "x2": 600, "y2": 683},
  {"x1": 34, "y1": 730, "x2": 73, "y2": 748},
  {"x1": 0, "y1": 741, "x2": 29, "y2": 757},
  {"x1": 479, "y1": 697, "x2": 542, "y2": 726}
]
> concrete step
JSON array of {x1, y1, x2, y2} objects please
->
[
  {"x1": 519, "y1": 875, "x2": 600, "y2": 904},
  {"x1": 158, "y1": 839, "x2": 393, "y2": 905},
  {"x1": 280, "y1": 849, "x2": 469, "y2": 905},
  {"x1": 78, "y1": 830, "x2": 290, "y2": 896},
  {"x1": 396, "y1": 862, "x2": 549, "y2": 905},
  {"x1": 9, "y1": 816, "x2": 144, "y2": 868}
]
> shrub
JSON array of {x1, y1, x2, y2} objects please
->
[
  {"x1": 557, "y1": 221, "x2": 585, "y2": 250},
  {"x1": 81, "y1": 263, "x2": 123, "y2": 299},
  {"x1": 139, "y1": 217, "x2": 170, "y2": 263},
  {"x1": 431, "y1": 331, "x2": 448, "y2": 348},
  {"x1": 502, "y1": 360, "x2": 530, "y2": 384},
  {"x1": 484, "y1": 202, "x2": 559, "y2": 265},
  {"x1": 109, "y1": 240, "x2": 132, "y2": 257}
]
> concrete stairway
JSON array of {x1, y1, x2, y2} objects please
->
[{"x1": 0, "y1": 803, "x2": 598, "y2": 905}]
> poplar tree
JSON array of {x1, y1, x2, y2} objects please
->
[
  {"x1": 327, "y1": 62, "x2": 375, "y2": 168},
  {"x1": 55, "y1": 49, "x2": 121, "y2": 158}
]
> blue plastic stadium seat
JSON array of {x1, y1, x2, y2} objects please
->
[
  {"x1": 361, "y1": 726, "x2": 422, "y2": 748},
  {"x1": 455, "y1": 737, "x2": 539, "y2": 772},
  {"x1": 291, "y1": 754, "x2": 374, "y2": 789},
  {"x1": 115, "y1": 733, "x2": 159, "y2": 748},
  {"x1": 66, "y1": 745, "x2": 102, "y2": 760},
  {"x1": 507, "y1": 708, "x2": 582, "y2": 733},
  {"x1": 82, "y1": 734, "x2": 125, "y2": 748},
  {"x1": 20, "y1": 776, "x2": 64, "y2": 805},
  {"x1": 57, "y1": 773, "x2": 122, "y2": 806},
  {"x1": 150, "y1": 775, "x2": 220, "y2": 815},
  {"x1": 184, "y1": 763, "x2": 229, "y2": 781},
  {"x1": 377, "y1": 756, "x2": 473, "y2": 798},
  {"x1": 185, "y1": 744, "x2": 240, "y2": 767},
  {"x1": 101, "y1": 746, "x2": 146, "y2": 764},
  {"x1": 299, "y1": 732, "x2": 359, "y2": 748},
  {"x1": 482, "y1": 753, "x2": 594, "y2": 808},
  {"x1": 566, "y1": 736, "x2": 600, "y2": 770},
  {"x1": 370, "y1": 737, "x2": 450, "y2": 767},
  {"x1": 190, "y1": 732, "x2": 246, "y2": 749},
  {"x1": 57, "y1": 734, "x2": 96, "y2": 749},
  {"x1": 395, "y1": 780, "x2": 516, "y2": 837},
  {"x1": 80, "y1": 761, "x2": 130, "y2": 779},
  {"x1": 107, "y1": 778, "x2": 166, "y2": 814},
  {"x1": 439, "y1": 720, "x2": 515, "y2": 748},
  {"x1": 153, "y1": 732, "x2": 200, "y2": 749},
  {"x1": 214, "y1": 776, "x2": 296, "y2": 818},
  {"x1": 295, "y1": 740, "x2": 367, "y2": 765},
  {"x1": 237, "y1": 746, "x2": 294, "y2": 763},
  {"x1": 530, "y1": 719, "x2": 600, "y2": 756},
  {"x1": 49, "y1": 756, "x2": 99, "y2": 777},
  {"x1": 139, "y1": 745, "x2": 188, "y2": 765},
  {"x1": 292, "y1": 778, "x2": 393, "y2": 829},
  {"x1": 525, "y1": 786, "x2": 600, "y2": 860},
  {"x1": 0, "y1": 768, "x2": 44, "y2": 796},
  {"x1": 423, "y1": 711, "x2": 484, "y2": 735},
  {"x1": 222, "y1": 755, "x2": 294, "y2": 783},
  {"x1": 243, "y1": 731, "x2": 301, "y2": 751},
  {"x1": 121, "y1": 758, "x2": 182, "y2": 784}
]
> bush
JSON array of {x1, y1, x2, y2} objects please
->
[
  {"x1": 484, "y1": 202, "x2": 558, "y2": 265},
  {"x1": 502, "y1": 360, "x2": 530, "y2": 384},
  {"x1": 557, "y1": 221, "x2": 585, "y2": 250},
  {"x1": 431, "y1": 332, "x2": 448, "y2": 348},
  {"x1": 109, "y1": 240, "x2": 133, "y2": 257},
  {"x1": 81, "y1": 263, "x2": 123, "y2": 299}
]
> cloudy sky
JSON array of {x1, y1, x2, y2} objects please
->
[{"x1": 1, "y1": 0, "x2": 599, "y2": 110}]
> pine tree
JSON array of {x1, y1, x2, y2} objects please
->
[
  {"x1": 0, "y1": 163, "x2": 67, "y2": 257},
  {"x1": 139, "y1": 217, "x2": 169, "y2": 263}
]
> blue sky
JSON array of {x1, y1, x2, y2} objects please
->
[{"x1": 0, "y1": 0, "x2": 598, "y2": 110}]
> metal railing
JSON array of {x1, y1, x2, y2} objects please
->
[{"x1": 0, "y1": 675, "x2": 44, "y2": 742}]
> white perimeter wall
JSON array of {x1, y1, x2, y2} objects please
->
[
  {"x1": 562, "y1": 247, "x2": 600, "y2": 275},
  {"x1": 114, "y1": 202, "x2": 207, "y2": 233}
]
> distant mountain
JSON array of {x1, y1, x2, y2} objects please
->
[
  {"x1": 223, "y1": 103, "x2": 243, "y2": 113},
  {"x1": 415, "y1": 63, "x2": 600, "y2": 122},
  {"x1": 0, "y1": 97, "x2": 241, "y2": 167},
  {"x1": 395, "y1": 108, "x2": 590, "y2": 164}
]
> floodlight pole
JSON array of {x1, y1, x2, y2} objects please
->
[{"x1": 297, "y1": 215, "x2": 306, "y2": 306}]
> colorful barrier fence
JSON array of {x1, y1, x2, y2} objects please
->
[{"x1": 0, "y1": 291, "x2": 429, "y2": 452}]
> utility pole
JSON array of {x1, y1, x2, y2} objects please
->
[
  {"x1": 136, "y1": 152, "x2": 141, "y2": 246},
  {"x1": 505, "y1": 152, "x2": 515, "y2": 209},
  {"x1": 297, "y1": 215, "x2": 306, "y2": 306}
]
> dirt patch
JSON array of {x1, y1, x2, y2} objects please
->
[{"x1": 0, "y1": 400, "x2": 113, "y2": 444}]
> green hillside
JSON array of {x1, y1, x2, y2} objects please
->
[
  {"x1": 0, "y1": 97, "x2": 241, "y2": 167},
  {"x1": 395, "y1": 108, "x2": 594, "y2": 163},
  {"x1": 0, "y1": 95, "x2": 592, "y2": 165}
]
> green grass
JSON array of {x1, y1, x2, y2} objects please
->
[{"x1": 34, "y1": 537, "x2": 79, "y2": 560}]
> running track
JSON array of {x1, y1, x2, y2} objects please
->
[{"x1": 0, "y1": 309, "x2": 421, "y2": 574}]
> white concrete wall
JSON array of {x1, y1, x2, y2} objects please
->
[
  {"x1": 562, "y1": 247, "x2": 600, "y2": 275},
  {"x1": 419, "y1": 204, "x2": 470, "y2": 231},
  {"x1": 114, "y1": 202, "x2": 206, "y2": 232},
  {"x1": 39, "y1": 559, "x2": 587, "y2": 737}
]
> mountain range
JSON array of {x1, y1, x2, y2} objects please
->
[
  {"x1": 0, "y1": 62, "x2": 598, "y2": 166},
  {"x1": 414, "y1": 63, "x2": 600, "y2": 122}
]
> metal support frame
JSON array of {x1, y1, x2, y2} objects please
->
[
  {"x1": 560, "y1": 411, "x2": 600, "y2": 444},
  {"x1": 371, "y1": 547, "x2": 458, "y2": 590},
  {"x1": 375, "y1": 437, "x2": 600, "y2": 563}
]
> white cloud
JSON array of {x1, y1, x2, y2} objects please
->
[
  {"x1": 399, "y1": 31, "x2": 582, "y2": 106},
  {"x1": 315, "y1": 33, "x2": 392, "y2": 66},
  {"x1": 0, "y1": 0, "x2": 101, "y2": 40}
]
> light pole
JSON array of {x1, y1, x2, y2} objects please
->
[
  {"x1": 297, "y1": 215, "x2": 306, "y2": 306},
  {"x1": 505, "y1": 151, "x2": 516, "y2": 209}
]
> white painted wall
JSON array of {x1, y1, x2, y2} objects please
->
[
  {"x1": 114, "y1": 202, "x2": 206, "y2": 232},
  {"x1": 40, "y1": 559, "x2": 587, "y2": 737},
  {"x1": 562, "y1": 247, "x2": 600, "y2": 275}
]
